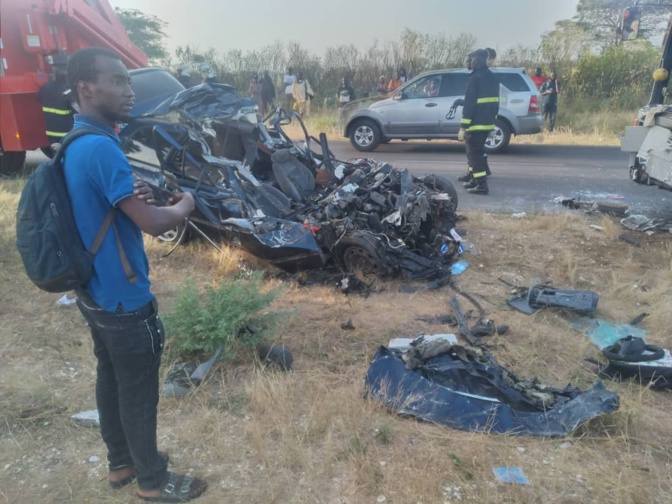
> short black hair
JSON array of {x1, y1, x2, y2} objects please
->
[{"x1": 67, "y1": 47, "x2": 120, "y2": 102}]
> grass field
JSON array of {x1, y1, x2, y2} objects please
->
[{"x1": 1, "y1": 177, "x2": 671, "y2": 503}]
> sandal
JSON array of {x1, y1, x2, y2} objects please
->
[
  {"x1": 137, "y1": 471, "x2": 208, "y2": 503},
  {"x1": 108, "y1": 451, "x2": 170, "y2": 489}
]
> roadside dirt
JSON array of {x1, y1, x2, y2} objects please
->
[{"x1": 1, "y1": 179, "x2": 671, "y2": 503}]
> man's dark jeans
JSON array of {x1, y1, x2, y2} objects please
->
[
  {"x1": 76, "y1": 290, "x2": 168, "y2": 490},
  {"x1": 544, "y1": 102, "x2": 557, "y2": 132}
]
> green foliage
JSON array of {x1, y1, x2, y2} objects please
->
[
  {"x1": 163, "y1": 273, "x2": 283, "y2": 359},
  {"x1": 569, "y1": 43, "x2": 659, "y2": 108},
  {"x1": 114, "y1": 8, "x2": 168, "y2": 61}
]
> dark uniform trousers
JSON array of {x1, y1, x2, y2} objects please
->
[{"x1": 465, "y1": 131, "x2": 492, "y2": 180}]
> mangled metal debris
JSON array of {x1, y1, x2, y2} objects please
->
[
  {"x1": 507, "y1": 280, "x2": 599, "y2": 315},
  {"x1": 124, "y1": 89, "x2": 463, "y2": 282},
  {"x1": 365, "y1": 340, "x2": 619, "y2": 437}
]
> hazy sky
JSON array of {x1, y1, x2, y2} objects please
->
[{"x1": 109, "y1": 0, "x2": 580, "y2": 56}]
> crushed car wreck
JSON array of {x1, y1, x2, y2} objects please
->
[{"x1": 120, "y1": 78, "x2": 462, "y2": 281}]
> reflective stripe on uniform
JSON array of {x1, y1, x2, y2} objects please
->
[
  {"x1": 466, "y1": 124, "x2": 495, "y2": 132},
  {"x1": 46, "y1": 130, "x2": 68, "y2": 137},
  {"x1": 461, "y1": 118, "x2": 472, "y2": 125},
  {"x1": 42, "y1": 107, "x2": 71, "y2": 115},
  {"x1": 476, "y1": 97, "x2": 499, "y2": 104},
  {"x1": 472, "y1": 170, "x2": 488, "y2": 178}
]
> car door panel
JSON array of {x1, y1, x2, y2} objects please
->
[{"x1": 386, "y1": 75, "x2": 442, "y2": 135}]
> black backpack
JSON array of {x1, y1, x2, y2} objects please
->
[{"x1": 15, "y1": 127, "x2": 136, "y2": 293}]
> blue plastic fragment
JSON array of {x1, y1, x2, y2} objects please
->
[
  {"x1": 492, "y1": 467, "x2": 530, "y2": 485},
  {"x1": 450, "y1": 259, "x2": 470, "y2": 275}
]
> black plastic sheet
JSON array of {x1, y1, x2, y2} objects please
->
[{"x1": 365, "y1": 346, "x2": 619, "y2": 437}]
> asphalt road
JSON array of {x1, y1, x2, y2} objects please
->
[
  {"x1": 328, "y1": 140, "x2": 672, "y2": 217},
  {"x1": 23, "y1": 141, "x2": 672, "y2": 217}
]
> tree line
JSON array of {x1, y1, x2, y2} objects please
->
[{"x1": 116, "y1": 0, "x2": 668, "y2": 110}]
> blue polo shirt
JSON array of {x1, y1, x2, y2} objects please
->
[{"x1": 63, "y1": 115, "x2": 153, "y2": 313}]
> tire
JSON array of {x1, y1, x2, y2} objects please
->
[
  {"x1": 337, "y1": 233, "x2": 388, "y2": 279},
  {"x1": 157, "y1": 220, "x2": 191, "y2": 244},
  {"x1": 349, "y1": 119, "x2": 381, "y2": 152},
  {"x1": 422, "y1": 174, "x2": 458, "y2": 211},
  {"x1": 0, "y1": 150, "x2": 26, "y2": 177},
  {"x1": 484, "y1": 119, "x2": 511, "y2": 154},
  {"x1": 257, "y1": 344, "x2": 293, "y2": 371}
]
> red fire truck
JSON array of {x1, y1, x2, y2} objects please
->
[{"x1": 0, "y1": 0, "x2": 148, "y2": 174}]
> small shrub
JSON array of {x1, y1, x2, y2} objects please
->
[{"x1": 163, "y1": 272, "x2": 284, "y2": 359}]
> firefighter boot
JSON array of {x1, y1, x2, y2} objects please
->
[
  {"x1": 467, "y1": 179, "x2": 489, "y2": 195},
  {"x1": 463, "y1": 178, "x2": 478, "y2": 189},
  {"x1": 457, "y1": 171, "x2": 472, "y2": 182}
]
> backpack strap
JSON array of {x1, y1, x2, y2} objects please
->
[{"x1": 58, "y1": 126, "x2": 137, "y2": 284}]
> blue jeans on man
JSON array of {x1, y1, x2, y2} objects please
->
[{"x1": 76, "y1": 290, "x2": 168, "y2": 489}]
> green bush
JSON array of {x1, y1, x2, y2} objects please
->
[
  {"x1": 567, "y1": 44, "x2": 659, "y2": 109},
  {"x1": 163, "y1": 273, "x2": 284, "y2": 359}
]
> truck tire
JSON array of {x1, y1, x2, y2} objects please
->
[
  {"x1": 484, "y1": 119, "x2": 511, "y2": 154},
  {"x1": 350, "y1": 119, "x2": 381, "y2": 152},
  {"x1": 0, "y1": 150, "x2": 27, "y2": 177}
]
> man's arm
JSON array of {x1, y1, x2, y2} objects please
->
[{"x1": 118, "y1": 191, "x2": 195, "y2": 237}]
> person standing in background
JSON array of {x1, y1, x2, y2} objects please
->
[
  {"x1": 337, "y1": 76, "x2": 356, "y2": 107},
  {"x1": 541, "y1": 71, "x2": 560, "y2": 132},
  {"x1": 283, "y1": 67, "x2": 296, "y2": 111},
  {"x1": 37, "y1": 64, "x2": 75, "y2": 150},
  {"x1": 387, "y1": 70, "x2": 404, "y2": 93},
  {"x1": 292, "y1": 71, "x2": 314, "y2": 117},
  {"x1": 376, "y1": 75, "x2": 388, "y2": 97},
  {"x1": 261, "y1": 71, "x2": 276, "y2": 115},
  {"x1": 248, "y1": 74, "x2": 263, "y2": 112},
  {"x1": 531, "y1": 67, "x2": 547, "y2": 90}
]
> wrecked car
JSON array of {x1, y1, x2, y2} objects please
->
[{"x1": 121, "y1": 74, "x2": 462, "y2": 280}]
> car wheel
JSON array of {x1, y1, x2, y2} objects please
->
[
  {"x1": 157, "y1": 220, "x2": 191, "y2": 244},
  {"x1": 338, "y1": 233, "x2": 388, "y2": 280},
  {"x1": 484, "y1": 119, "x2": 511, "y2": 154},
  {"x1": 422, "y1": 175, "x2": 458, "y2": 211},
  {"x1": 0, "y1": 150, "x2": 26, "y2": 177},
  {"x1": 350, "y1": 119, "x2": 381, "y2": 152}
]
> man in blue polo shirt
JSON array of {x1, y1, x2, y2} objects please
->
[{"x1": 64, "y1": 47, "x2": 207, "y2": 502}]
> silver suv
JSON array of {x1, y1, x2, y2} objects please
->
[{"x1": 340, "y1": 68, "x2": 543, "y2": 153}]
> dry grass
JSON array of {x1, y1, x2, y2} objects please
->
[
  {"x1": 2, "y1": 180, "x2": 672, "y2": 504},
  {"x1": 281, "y1": 108, "x2": 628, "y2": 147}
]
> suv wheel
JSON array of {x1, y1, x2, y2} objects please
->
[
  {"x1": 350, "y1": 119, "x2": 381, "y2": 152},
  {"x1": 484, "y1": 119, "x2": 511, "y2": 154}
]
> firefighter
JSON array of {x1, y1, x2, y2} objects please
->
[
  {"x1": 36, "y1": 64, "x2": 75, "y2": 148},
  {"x1": 456, "y1": 47, "x2": 499, "y2": 195}
]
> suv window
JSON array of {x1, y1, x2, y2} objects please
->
[
  {"x1": 439, "y1": 74, "x2": 468, "y2": 97},
  {"x1": 496, "y1": 72, "x2": 529, "y2": 92},
  {"x1": 403, "y1": 75, "x2": 442, "y2": 99}
]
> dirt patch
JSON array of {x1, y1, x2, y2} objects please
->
[{"x1": 1, "y1": 180, "x2": 671, "y2": 503}]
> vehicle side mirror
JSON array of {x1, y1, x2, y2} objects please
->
[{"x1": 393, "y1": 92, "x2": 403, "y2": 101}]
